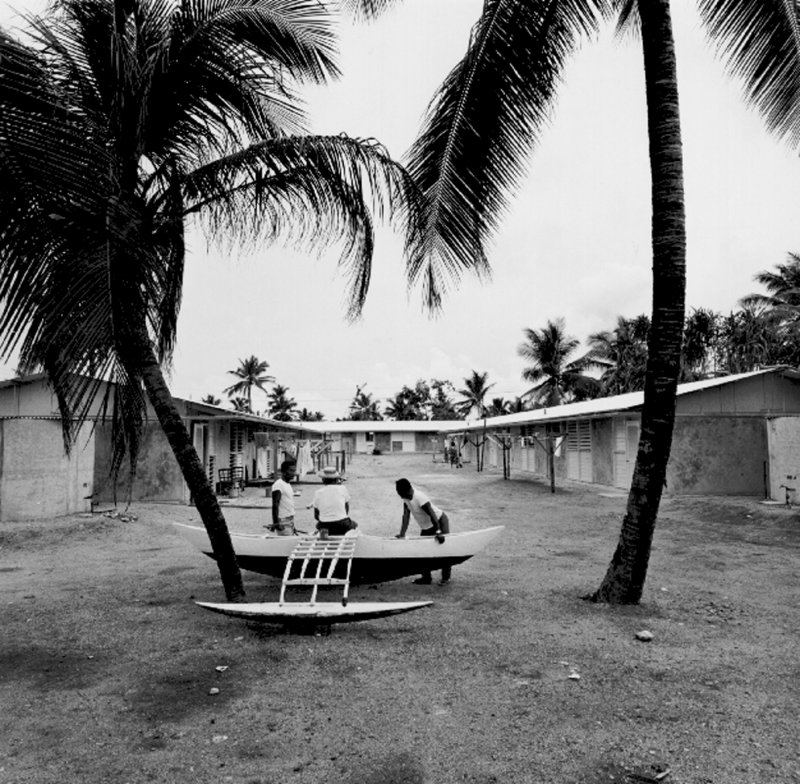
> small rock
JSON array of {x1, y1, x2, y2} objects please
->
[
  {"x1": 208, "y1": 687, "x2": 220, "y2": 696},
  {"x1": 568, "y1": 671, "x2": 581, "y2": 680},
  {"x1": 211, "y1": 734, "x2": 228, "y2": 744},
  {"x1": 636, "y1": 630, "x2": 654, "y2": 642},
  {"x1": 215, "y1": 666, "x2": 228, "y2": 672}
]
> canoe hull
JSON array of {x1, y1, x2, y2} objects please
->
[
  {"x1": 174, "y1": 523, "x2": 504, "y2": 584},
  {"x1": 196, "y1": 600, "x2": 433, "y2": 624}
]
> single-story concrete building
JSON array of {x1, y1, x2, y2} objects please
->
[
  {"x1": 442, "y1": 368, "x2": 800, "y2": 499},
  {"x1": 305, "y1": 419, "x2": 461, "y2": 455},
  {"x1": 0, "y1": 375, "x2": 322, "y2": 520}
]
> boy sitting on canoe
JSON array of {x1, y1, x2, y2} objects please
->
[
  {"x1": 313, "y1": 466, "x2": 357, "y2": 536},
  {"x1": 394, "y1": 478, "x2": 451, "y2": 585}
]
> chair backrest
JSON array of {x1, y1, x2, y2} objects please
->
[{"x1": 218, "y1": 466, "x2": 244, "y2": 482}]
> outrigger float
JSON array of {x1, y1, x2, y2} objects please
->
[
  {"x1": 194, "y1": 532, "x2": 432, "y2": 626},
  {"x1": 176, "y1": 524, "x2": 504, "y2": 626}
]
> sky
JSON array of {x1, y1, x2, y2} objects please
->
[{"x1": 3, "y1": 0, "x2": 800, "y2": 418}]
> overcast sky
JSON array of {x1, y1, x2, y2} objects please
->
[{"x1": 3, "y1": 0, "x2": 800, "y2": 418}]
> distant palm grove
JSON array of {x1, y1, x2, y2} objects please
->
[{"x1": 209, "y1": 256, "x2": 800, "y2": 421}]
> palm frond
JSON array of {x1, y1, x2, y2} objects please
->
[
  {"x1": 340, "y1": 0, "x2": 400, "y2": 21},
  {"x1": 698, "y1": 0, "x2": 800, "y2": 145},
  {"x1": 404, "y1": 0, "x2": 604, "y2": 308},
  {"x1": 183, "y1": 133, "x2": 422, "y2": 318}
]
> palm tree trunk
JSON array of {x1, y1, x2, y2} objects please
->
[
  {"x1": 590, "y1": 0, "x2": 686, "y2": 604},
  {"x1": 124, "y1": 324, "x2": 246, "y2": 601}
]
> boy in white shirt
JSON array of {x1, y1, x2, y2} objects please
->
[
  {"x1": 395, "y1": 477, "x2": 452, "y2": 585},
  {"x1": 313, "y1": 466, "x2": 356, "y2": 536},
  {"x1": 269, "y1": 460, "x2": 297, "y2": 535}
]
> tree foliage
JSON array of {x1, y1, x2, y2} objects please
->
[
  {"x1": 348, "y1": 384, "x2": 383, "y2": 420},
  {"x1": 224, "y1": 356, "x2": 274, "y2": 413},
  {"x1": 455, "y1": 371, "x2": 495, "y2": 419},
  {"x1": 0, "y1": 0, "x2": 422, "y2": 599},
  {"x1": 519, "y1": 318, "x2": 600, "y2": 405}
]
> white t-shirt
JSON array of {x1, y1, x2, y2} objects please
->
[
  {"x1": 404, "y1": 489, "x2": 443, "y2": 529},
  {"x1": 313, "y1": 484, "x2": 351, "y2": 522},
  {"x1": 271, "y1": 478, "x2": 295, "y2": 519}
]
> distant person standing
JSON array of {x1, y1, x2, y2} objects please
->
[
  {"x1": 448, "y1": 439, "x2": 462, "y2": 468},
  {"x1": 313, "y1": 466, "x2": 356, "y2": 536},
  {"x1": 269, "y1": 460, "x2": 297, "y2": 535},
  {"x1": 395, "y1": 478, "x2": 452, "y2": 585}
]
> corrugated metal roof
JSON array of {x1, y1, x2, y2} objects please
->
[{"x1": 439, "y1": 368, "x2": 796, "y2": 433}]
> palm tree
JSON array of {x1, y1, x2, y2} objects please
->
[
  {"x1": 0, "y1": 0, "x2": 420, "y2": 600},
  {"x1": 230, "y1": 397, "x2": 251, "y2": 412},
  {"x1": 267, "y1": 384, "x2": 297, "y2": 421},
  {"x1": 519, "y1": 319, "x2": 600, "y2": 405},
  {"x1": 716, "y1": 305, "x2": 783, "y2": 373},
  {"x1": 588, "y1": 315, "x2": 650, "y2": 395},
  {"x1": 488, "y1": 397, "x2": 512, "y2": 416},
  {"x1": 224, "y1": 356, "x2": 274, "y2": 413},
  {"x1": 348, "y1": 384, "x2": 383, "y2": 420},
  {"x1": 298, "y1": 408, "x2": 325, "y2": 421},
  {"x1": 743, "y1": 254, "x2": 800, "y2": 312},
  {"x1": 681, "y1": 308, "x2": 719, "y2": 380},
  {"x1": 349, "y1": 0, "x2": 800, "y2": 603},
  {"x1": 455, "y1": 371, "x2": 495, "y2": 419},
  {"x1": 741, "y1": 254, "x2": 800, "y2": 366},
  {"x1": 201, "y1": 394, "x2": 222, "y2": 406},
  {"x1": 383, "y1": 388, "x2": 423, "y2": 420},
  {"x1": 430, "y1": 379, "x2": 459, "y2": 420}
]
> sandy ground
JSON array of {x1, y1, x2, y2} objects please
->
[{"x1": 1, "y1": 452, "x2": 798, "y2": 784}]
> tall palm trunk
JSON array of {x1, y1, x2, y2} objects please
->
[
  {"x1": 591, "y1": 0, "x2": 686, "y2": 604},
  {"x1": 125, "y1": 322, "x2": 246, "y2": 601}
]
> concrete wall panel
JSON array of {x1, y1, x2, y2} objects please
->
[
  {"x1": 94, "y1": 422, "x2": 186, "y2": 504},
  {"x1": 0, "y1": 419, "x2": 94, "y2": 520},
  {"x1": 766, "y1": 417, "x2": 800, "y2": 502},
  {"x1": 592, "y1": 418, "x2": 614, "y2": 486},
  {"x1": 667, "y1": 416, "x2": 766, "y2": 495}
]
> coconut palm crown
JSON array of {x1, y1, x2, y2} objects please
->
[
  {"x1": 519, "y1": 318, "x2": 600, "y2": 406},
  {"x1": 347, "y1": 0, "x2": 800, "y2": 603},
  {"x1": 0, "y1": 0, "x2": 422, "y2": 599},
  {"x1": 224, "y1": 356, "x2": 275, "y2": 412}
]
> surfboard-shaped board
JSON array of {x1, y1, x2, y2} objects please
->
[{"x1": 195, "y1": 600, "x2": 433, "y2": 625}]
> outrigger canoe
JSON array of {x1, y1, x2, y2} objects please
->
[{"x1": 174, "y1": 523, "x2": 504, "y2": 585}]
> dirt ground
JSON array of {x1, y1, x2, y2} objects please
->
[{"x1": 1, "y1": 452, "x2": 798, "y2": 784}]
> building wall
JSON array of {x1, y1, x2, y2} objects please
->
[
  {"x1": 0, "y1": 419, "x2": 94, "y2": 520},
  {"x1": 0, "y1": 380, "x2": 59, "y2": 417},
  {"x1": 415, "y1": 432, "x2": 437, "y2": 452},
  {"x1": 94, "y1": 421, "x2": 187, "y2": 504},
  {"x1": 0, "y1": 377, "x2": 112, "y2": 418},
  {"x1": 341, "y1": 430, "x2": 423, "y2": 453},
  {"x1": 354, "y1": 432, "x2": 371, "y2": 453},
  {"x1": 667, "y1": 415, "x2": 767, "y2": 495},
  {"x1": 504, "y1": 412, "x2": 772, "y2": 496},
  {"x1": 592, "y1": 418, "x2": 614, "y2": 486},
  {"x1": 766, "y1": 417, "x2": 800, "y2": 502}
]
